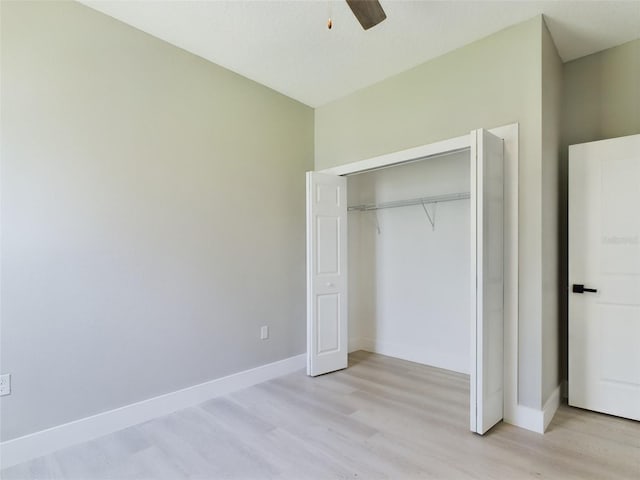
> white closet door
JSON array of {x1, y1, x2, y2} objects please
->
[
  {"x1": 470, "y1": 129, "x2": 504, "y2": 434},
  {"x1": 306, "y1": 172, "x2": 348, "y2": 376}
]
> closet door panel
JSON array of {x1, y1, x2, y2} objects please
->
[
  {"x1": 306, "y1": 172, "x2": 348, "y2": 376},
  {"x1": 471, "y1": 129, "x2": 504, "y2": 434}
]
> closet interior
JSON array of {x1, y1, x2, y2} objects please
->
[{"x1": 346, "y1": 149, "x2": 471, "y2": 375}]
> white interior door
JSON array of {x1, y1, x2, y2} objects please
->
[
  {"x1": 569, "y1": 134, "x2": 640, "y2": 421},
  {"x1": 306, "y1": 172, "x2": 348, "y2": 376},
  {"x1": 470, "y1": 128, "x2": 504, "y2": 434}
]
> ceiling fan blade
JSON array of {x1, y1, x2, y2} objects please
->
[{"x1": 346, "y1": 0, "x2": 387, "y2": 30}]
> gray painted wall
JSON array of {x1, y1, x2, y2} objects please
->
[
  {"x1": 562, "y1": 39, "x2": 640, "y2": 147},
  {"x1": 559, "y1": 39, "x2": 640, "y2": 384},
  {"x1": 541, "y1": 21, "x2": 563, "y2": 406},
  {"x1": 315, "y1": 17, "x2": 551, "y2": 409},
  {"x1": 1, "y1": 1, "x2": 313, "y2": 441}
]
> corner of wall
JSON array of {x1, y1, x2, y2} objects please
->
[{"x1": 540, "y1": 13, "x2": 564, "y2": 408}]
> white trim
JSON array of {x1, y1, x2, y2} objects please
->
[
  {"x1": 504, "y1": 384, "x2": 561, "y2": 434},
  {"x1": 542, "y1": 385, "x2": 561, "y2": 431},
  {"x1": 491, "y1": 124, "x2": 519, "y2": 434},
  {"x1": 505, "y1": 403, "x2": 545, "y2": 433},
  {"x1": 469, "y1": 129, "x2": 479, "y2": 432},
  {"x1": 305, "y1": 172, "x2": 314, "y2": 375},
  {"x1": 320, "y1": 134, "x2": 470, "y2": 176},
  {"x1": 0, "y1": 354, "x2": 306, "y2": 469}
]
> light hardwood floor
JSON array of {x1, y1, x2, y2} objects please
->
[{"x1": 3, "y1": 351, "x2": 639, "y2": 479}]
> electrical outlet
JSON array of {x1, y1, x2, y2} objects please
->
[
  {"x1": 0, "y1": 374, "x2": 11, "y2": 396},
  {"x1": 260, "y1": 326, "x2": 269, "y2": 340}
]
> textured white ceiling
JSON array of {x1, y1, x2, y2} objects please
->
[{"x1": 79, "y1": 1, "x2": 640, "y2": 107}]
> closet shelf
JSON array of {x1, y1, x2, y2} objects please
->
[{"x1": 347, "y1": 192, "x2": 470, "y2": 212}]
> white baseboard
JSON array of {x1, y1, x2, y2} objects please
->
[
  {"x1": 504, "y1": 384, "x2": 561, "y2": 434},
  {"x1": 360, "y1": 337, "x2": 469, "y2": 375},
  {"x1": 542, "y1": 384, "x2": 561, "y2": 431},
  {"x1": 505, "y1": 403, "x2": 545, "y2": 433},
  {"x1": 0, "y1": 353, "x2": 306, "y2": 469}
]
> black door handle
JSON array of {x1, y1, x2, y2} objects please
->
[{"x1": 572, "y1": 284, "x2": 598, "y2": 294}]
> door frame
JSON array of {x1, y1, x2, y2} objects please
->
[{"x1": 315, "y1": 123, "x2": 520, "y2": 430}]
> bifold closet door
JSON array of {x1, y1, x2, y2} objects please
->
[
  {"x1": 470, "y1": 129, "x2": 504, "y2": 434},
  {"x1": 306, "y1": 172, "x2": 348, "y2": 376}
]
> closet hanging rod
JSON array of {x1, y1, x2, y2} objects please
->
[{"x1": 348, "y1": 192, "x2": 470, "y2": 212}]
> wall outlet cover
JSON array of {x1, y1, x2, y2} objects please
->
[
  {"x1": 0, "y1": 374, "x2": 11, "y2": 396},
  {"x1": 260, "y1": 326, "x2": 269, "y2": 340}
]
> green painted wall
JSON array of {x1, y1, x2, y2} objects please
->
[
  {"x1": 563, "y1": 39, "x2": 640, "y2": 147},
  {"x1": 315, "y1": 18, "x2": 542, "y2": 172}
]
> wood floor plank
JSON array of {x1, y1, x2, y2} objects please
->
[{"x1": 2, "y1": 351, "x2": 639, "y2": 479}]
